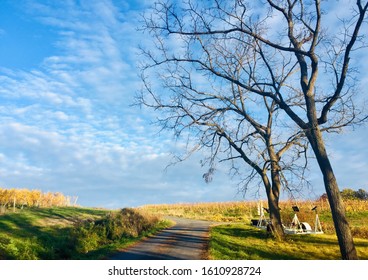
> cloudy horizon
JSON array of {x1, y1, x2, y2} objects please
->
[{"x1": 0, "y1": 0, "x2": 367, "y2": 208}]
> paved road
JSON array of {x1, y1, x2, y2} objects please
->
[{"x1": 109, "y1": 217, "x2": 215, "y2": 260}]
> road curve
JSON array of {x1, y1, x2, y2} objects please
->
[{"x1": 108, "y1": 217, "x2": 215, "y2": 260}]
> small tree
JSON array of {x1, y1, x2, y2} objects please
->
[
  {"x1": 355, "y1": 189, "x2": 368, "y2": 200},
  {"x1": 340, "y1": 188, "x2": 368, "y2": 200},
  {"x1": 340, "y1": 188, "x2": 357, "y2": 200},
  {"x1": 139, "y1": 0, "x2": 368, "y2": 259}
]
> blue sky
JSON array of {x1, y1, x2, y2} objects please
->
[{"x1": 0, "y1": 0, "x2": 367, "y2": 208}]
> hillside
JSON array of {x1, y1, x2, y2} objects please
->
[{"x1": 0, "y1": 207, "x2": 168, "y2": 260}]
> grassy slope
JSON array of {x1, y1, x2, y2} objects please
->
[
  {"x1": 209, "y1": 224, "x2": 368, "y2": 260},
  {"x1": 0, "y1": 207, "x2": 170, "y2": 260},
  {"x1": 0, "y1": 207, "x2": 107, "y2": 259}
]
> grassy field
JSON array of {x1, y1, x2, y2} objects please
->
[
  {"x1": 142, "y1": 199, "x2": 368, "y2": 238},
  {"x1": 209, "y1": 224, "x2": 368, "y2": 260},
  {"x1": 2, "y1": 200, "x2": 367, "y2": 260},
  {"x1": 0, "y1": 207, "x2": 169, "y2": 260},
  {"x1": 142, "y1": 199, "x2": 368, "y2": 259}
]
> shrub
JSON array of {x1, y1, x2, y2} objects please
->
[
  {"x1": 0, "y1": 237, "x2": 39, "y2": 260},
  {"x1": 71, "y1": 208, "x2": 160, "y2": 254},
  {"x1": 71, "y1": 221, "x2": 104, "y2": 254}
]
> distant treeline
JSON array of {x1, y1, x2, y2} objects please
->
[
  {"x1": 320, "y1": 188, "x2": 368, "y2": 201},
  {"x1": 0, "y1": 187, "x2": 78, "y2": 211}
]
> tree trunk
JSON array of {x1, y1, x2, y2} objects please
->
[
  {"x1": 267, "y1": 190, "x2": 285, "y2": 241},
  {"x1": 262, "y1": 173, "x2": 285, "y2": 241},
  {"x1": 266, "y1": 134, "x2": 285, "y2": 241},
  {"x1": 306, "y1": 128, "x2": 358, "y2": 260}
]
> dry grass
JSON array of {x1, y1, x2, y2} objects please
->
[
  {"x1": 142, "y1": 199, "x2": 368, "y2": 238},
  {"x1": 142, "y1": 201, "x2": 257, "y2": 222}
]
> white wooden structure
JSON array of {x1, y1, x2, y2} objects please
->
[
  {"x1": 283, "y1": 206, "x2": 323, "y2": 235},
  {"x1": 252, "y1": 203, "x2": 323, "y2": 235}
]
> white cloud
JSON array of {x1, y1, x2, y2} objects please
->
[
  {"x1": 1, "y1": 0, "x2": 366, "y2": 209},
  {"x1": 0, "y1": 119, "x2": 237, "y2": 207}
]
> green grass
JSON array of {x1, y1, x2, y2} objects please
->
[
  {"x1": 143, "y1": 200, "x2": 368, "y2": 259},
  {"x1": 0, "y1": 207, "x2": 107, "y2": 259},
  {"x1": 209, "y1": 223, "x2": 368, "y2": 260},
  {"x1": 0, "y1": 207, "x2": 170, "y2": 260},
  {"x1": 3, "y1": 203, "x2": 366, "y2": 260},
  {"x1": 144, "y1": 200, "x2": 368, "y2": 260}
]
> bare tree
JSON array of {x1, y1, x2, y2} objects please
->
[
  {"x1": 138, "y1": 2, "x2": 311, "y2": 241},
  {"x1": 138, "y1": 0, "x2": 367, "y2": 259},
  {"x1": 139, "y1": 62, "x2": 308, "y2": 239}
]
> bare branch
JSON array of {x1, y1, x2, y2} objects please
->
[{"x1": 319, "y1": 1, "x2": 368, "y2": 124}]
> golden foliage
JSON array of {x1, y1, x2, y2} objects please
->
[{"x1": 0, "y1": 187, "x2": 72, "y2": 211}]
